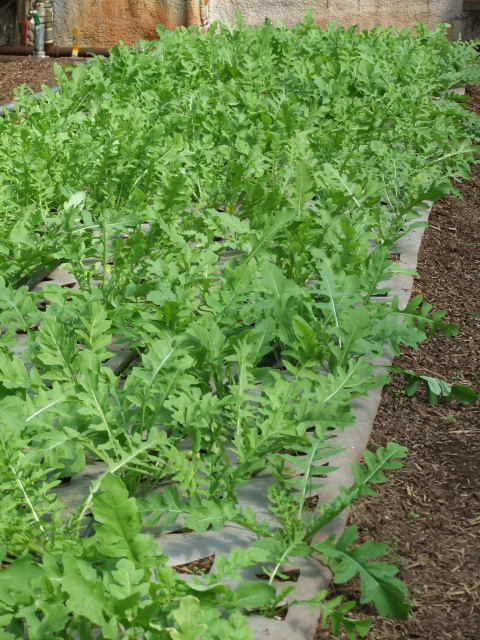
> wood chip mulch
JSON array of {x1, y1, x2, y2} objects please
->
[
  {"x1": 315, "y1": 84, "x2": 480, "y2": 640},
  {"x1": 172, "y1": 554, "x2": 215, "y2": 575},
  {"x1": 0, "y1": 58, "x2": 78, "y2": 105}
]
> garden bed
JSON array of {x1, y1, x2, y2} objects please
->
[
  {"x1": 0, "y1": 19, "x2": 479, "y2": 640},
  {"x1": 316, "y1": 83, "x2": 480, "y2": 640}
]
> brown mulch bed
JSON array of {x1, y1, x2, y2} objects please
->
[
  {"x1": 315, "y1": 85, "x2": 480, "y2": 639},
  {"x1": 172, "y1": 554, "x2": 215, "y2": 575},
  {"x1": 0, "y1": 58, "x2": 79, "y2": 104}
]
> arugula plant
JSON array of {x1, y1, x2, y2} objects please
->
[
  {"x1": 0, "y1": 13, "x2": 479, "y2": 639},
  {"x1": 388, "y1": 366, "x2": 478, "y2": 404}
]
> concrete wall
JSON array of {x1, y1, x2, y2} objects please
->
[
  {"x1": 50, "y1": 0, "x2": 480, "y2": 47},
  {"x1": 209, "y1": 0, "x2": 480, "y2": 40},
  {"x1": 1, "y1": 0, "x2": 480, "y2": 47},
  {"x1": 51, "y1": 0, "x2": 186, "y2": 47}
]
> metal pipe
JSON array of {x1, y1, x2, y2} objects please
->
[
  {"x1": 49, "y1": 45, "x2": 111, "y2": 57},
  {"x1": 0, "y1": 45, "x2": 111, "y2": 57},
  {"x1": 45, "y1": 2, "x2": 54, "y2": 45},
  {"x1": 72, "y1": 27, "x2": 79, "y2": 58},
  {"x1": 0, "y1": 55, "x2": 82, "y2": 63},
  {"x1": 0, "y1": 46, "x2": 33, "y2": 54},
  {"x1": 0, "y1": 46, "x2": 35, "y2": 54},
  {"x1": 0, "y1": 86, "x2": 60, "y2": 118},
  {"x1": 34, "y1": 24, "x2": 46, "y2": 58},
  {"x1": 35, "y1": 1, "x2": 46, "y2": 23}
]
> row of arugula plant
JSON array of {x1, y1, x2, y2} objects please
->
[{"x1": 0, "y1": 13, "x2": 479, "y2": 639}]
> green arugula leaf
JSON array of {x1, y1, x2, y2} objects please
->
[
  {"x1": 90, "y1": 473, "x2": 158, "y2": 563},
  {"x1": 233, "y1": 581, "x2": 277, "y2": 609},
  {"x1": 168, "y1": 596, "x2": 208, "y2": 640},
  {"x1": 314, "y1": 525, "x2": 409, "y2": 618}
]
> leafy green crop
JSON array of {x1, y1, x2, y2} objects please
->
[
  {"x1": 388, "y1": 366, "x2": 479, "y2": 404},
  {"x1": 0, "y1": 12, "x2": 479, "y2": 639}
]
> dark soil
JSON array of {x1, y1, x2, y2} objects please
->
[
  {"x1": 0, "y1": 58, "x2": 79, "y2": 104},
  {"x1": 172, "y1": 554, "x2": 215, "y2": 575},
  {"x1": 315, "y1": 85, "x2": 480, "y2": 640}
]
